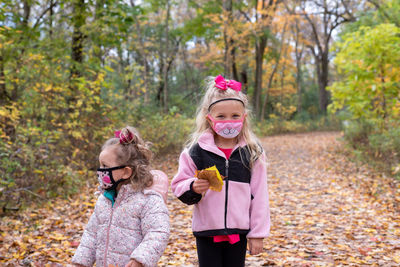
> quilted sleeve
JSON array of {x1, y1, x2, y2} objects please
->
[
  {"x1": 71, "y1": 204, "x2": 99, "y2": 266},
  {"x1": 130, "y1": 194, "x2": 170, "y2": 267}
]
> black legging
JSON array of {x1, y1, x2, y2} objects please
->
[{"x1": 195, "y1": 235, "x2": 247, "y2": 267}]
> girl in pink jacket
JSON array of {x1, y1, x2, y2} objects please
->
[
  {"x1": 72, "y1": 126, "x2": 170, "y2": 267},
  {"x1": 171, "y1": 75, "x2": 270, "y2": 267}
]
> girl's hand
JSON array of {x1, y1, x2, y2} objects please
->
[
  {"x1": 192, "y1": 179, "x2": 210, "y2": 194},
  {"x1": 248, "y1": 238, "x2": 263, "y2": 255},
  {"x1": 125, "y1": 259, "x2": 143, "y2": 267}
]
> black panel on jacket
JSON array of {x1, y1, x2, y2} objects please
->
[
  {"x1": 193, "y1": 228, "x2": 250, "y2": 237},
  {"x1": 189, "y1": 144, "x2": 252, "y2": 183},
  {"x1": 177, "y1": 181, "x2": 202, "y2": 205}
]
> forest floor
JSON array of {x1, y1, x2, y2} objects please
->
[{"x1": 1, "y1": 131, "x2": 400, "y2": 266}]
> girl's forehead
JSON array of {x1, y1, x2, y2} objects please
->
[
  {"x1": 209, "y1": 99, "x2": 245, "y2": 113},
  {"x1": 99, "y1": 145, "x2": 119, "y2": 164}
]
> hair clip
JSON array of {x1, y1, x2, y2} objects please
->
[{"x1": 114, "y1": 129, "x2": 134, "y2": 144}]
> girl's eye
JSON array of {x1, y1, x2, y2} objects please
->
[{"x1": 217, "y1": 115, "x2": 224, "y2": 119}]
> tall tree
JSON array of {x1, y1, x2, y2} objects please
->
[
  {"x1": 328, "y1": 23, "x2": 400, "y2": 127},
  {"x1": 252, "y1": 0, "x2": 278, "y2": 119},
  {"x1": 222, "y1": 0, "x2": 236, "y2": 78},
  {"x1": 292, "y1": 17, "x2": 305, "y2": 113},
  {"x1": 367, "y1": 0, "x2": 400, "y2": 27},
  {"x1": 285, "y1": 1, "x2": 307, "y2": 113},
  {"x1": 261, "y1": 20, "x2": 288, "y2": 119},
  {"x1": 70, "y1": 0, "x2": 86, "y2": 80},
  {"x1": 131, "y1": 0, "x2": 151, "y2": 103},
  {"x1": 162, "y1": 0, "x2": 171, "y2": 113},
  {"x1": 299, "y1": 0, "x2": 356, "y2": 113}
]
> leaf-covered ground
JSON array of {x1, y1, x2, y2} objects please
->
[{"x1": 1, "y1": 132, "x2": 399, "y2": 266}]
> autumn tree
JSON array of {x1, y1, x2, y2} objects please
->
[
  {"x1": 367, "y1": 0, "x2": 400, "y2": 27},
  {"x1": 296, "y1": 0, "x2": 357, "y2": 113},
  {"x1": 328, "y1": 24, "x2": 400, "y2": 126}
]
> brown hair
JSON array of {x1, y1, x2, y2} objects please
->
[{"x1": 102, "y1": 126, "x2": 153, "y2": 191}]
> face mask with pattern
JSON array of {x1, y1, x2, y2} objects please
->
[
  {"x1": 97, "y1": 166, "x2": 127, "y2": 191},
  {"x1": 207, "y1": 115, "x2": 244, "y2": 139}
]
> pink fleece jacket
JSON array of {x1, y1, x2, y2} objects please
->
[
  {"x1": 71, "y1": 183, "x2": 170, "y2": 267},
  {"x1": 171, "y1": 130, "x2": 270, "y2": 238}
]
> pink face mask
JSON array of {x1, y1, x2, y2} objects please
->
[{"x1": 207, "y1": 115, "x2": 244, "y2": 139}]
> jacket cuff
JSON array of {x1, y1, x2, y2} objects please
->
[
  {"x1": 177, "y1": 181, "x2": 202, "y2": 205},
  {"x1": 71, "y1": 246, "x2": 95, "y2": 267}
]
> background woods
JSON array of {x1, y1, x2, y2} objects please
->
[
  {"x1": 0, "y1": 0, "x2": 400, "y2": 266},
  {"x1": 0, "y1": 0, "x2": 399, "y2": 211}
]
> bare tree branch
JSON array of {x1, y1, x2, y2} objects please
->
[{"x1": 33, "y1": 1, "x2": 59, "y2": 30}]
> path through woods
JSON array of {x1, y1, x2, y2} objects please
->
[
  {"x1": 160, "y1": 132, "x2": 400, "y2": 266},
  {"x1": 1, "y1": 132, "x2": 399, "y2": 266}
]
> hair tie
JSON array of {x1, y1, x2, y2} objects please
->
[
  {"x1": 114, "y1": 129, "x2": 134, "y2": 145},
  {"x1": 214, "y1": 75, "x2": 242, "y2": 92}
]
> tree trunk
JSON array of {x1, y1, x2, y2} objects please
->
[
  {"x1": 261, "y1": 60, "x2": 278, "y2": 120},
  {"x1": 158, "y1": 39, "x2": 179, "y2": 105},
  {"x1": 22, "y1": 0, "x2": 31, "y2": 27},
  {"x1": 94, "y1": 0, "x2": 105, "y2": 65},
  {"x1": 300, "y1": 0, "x2": 356, "y2": 113},
  {"x1": 157, "y1": 46, "x2": 164, "y2": 104},
  {"x1": 254, "y1": 36, "x2": 267, "y2": 119},
  {"x1": 240, "y1": 69, "x2": 248, "y2": 94},
  {"x1": 253, "y1": 0, "x2": 276, "y2": 120},
  {"x1": 49, "y1": 0, "x2": 54, "y2": 38},
  {"x1": 223, "y1": 0, "x2": 233, "y2": 77},
  {"x1": 231, "y1": 46, "x2": 239, "y2": 81},
  {"x1": 318, "y1": 51, "x2": 329, "y2": 113},
  {"x1": 0, "y1": 55, "x2": 8, "y2": 105},
  {"x1": 162, "y1": 0, "x2": 170, "y2": 113},
  {"x1": 10, "y1": 0, "x2": 32, "y2": 102},
  {"x1": 130, "y1": 0, "x2": 150, "y2": 103},
  {"x1": 70, "y1": 0, "x2": 85, "y2": 80},
  {"x1": 261, "y1": 22, "x2": 287, "y2": 120},
  {"x1": 294, "y1": 21, "x2": 304, "y2": 113}
]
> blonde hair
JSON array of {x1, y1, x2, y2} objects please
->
[
  {"x1": 102, "y1": 126, "x2": 153, "y2": 191},
  {"x1": 187, "y1": 76, "x2": 263, "y2": 167}
]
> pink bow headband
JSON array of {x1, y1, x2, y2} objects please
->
[
  {"x1": 114, "y1": 129, "x2": 134, "y2": 144},
  {"x1": 214, "y1": 75, "x2": 242, "y2": 92}
]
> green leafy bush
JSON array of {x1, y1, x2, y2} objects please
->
[
  {"x1": 136, "y1": 111, "x2": 194, "y2": 155},
  {"x1": 0, "y1": 67, "x2": 114, "y2": 210},
  {"x1": 255, "y1": 115, "x2": 340, "y2": 136},
  {"x1": 328, "y1": 23, "x2": 400, "y2": 177}
]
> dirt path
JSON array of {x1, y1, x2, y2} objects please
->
[
  {"x1": 160, "y1": 131, "x2": 400, "y2": 266},
  {"x1": 1, "y1": 132, "x2": 399, "y2": 266}
]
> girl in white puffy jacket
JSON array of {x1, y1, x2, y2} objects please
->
[{"x1": 72, "y1": 126, "x2": 170, "y2": 267}]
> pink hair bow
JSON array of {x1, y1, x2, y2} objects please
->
[
  {"x1": 214, "y1": 75, "x2": 242, "y2": 92},
  {"x1": 114, "y1": 130, "x2": 134, "y2": 144}
]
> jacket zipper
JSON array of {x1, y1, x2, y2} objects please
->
[
  {"x1": 224, "y1": 159, "x2": 229, "y2": 232},
  {"x1": 103, "y1": 195, "x2": 121, "y2": 266}
]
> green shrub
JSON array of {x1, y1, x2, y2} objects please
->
[
  {"x1": 137, "y1": 111, "x2": 194, "y2": 155},
  {"x1": 341, "y1": 119, "x2": 400, "y2": 178},
  {"x1": 254, "y1": 115, "x2": 341, "y2": 136},
  {"x1": 342, "y1": 119, "x2": 373, "y2": 147}
]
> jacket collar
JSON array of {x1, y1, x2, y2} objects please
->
[
  {"x1": 98, "y1": 181, "x2": 159, "y2": 201},
  {"x1": 197, "y1": 129, "x2": 247, "y2": 159}
]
